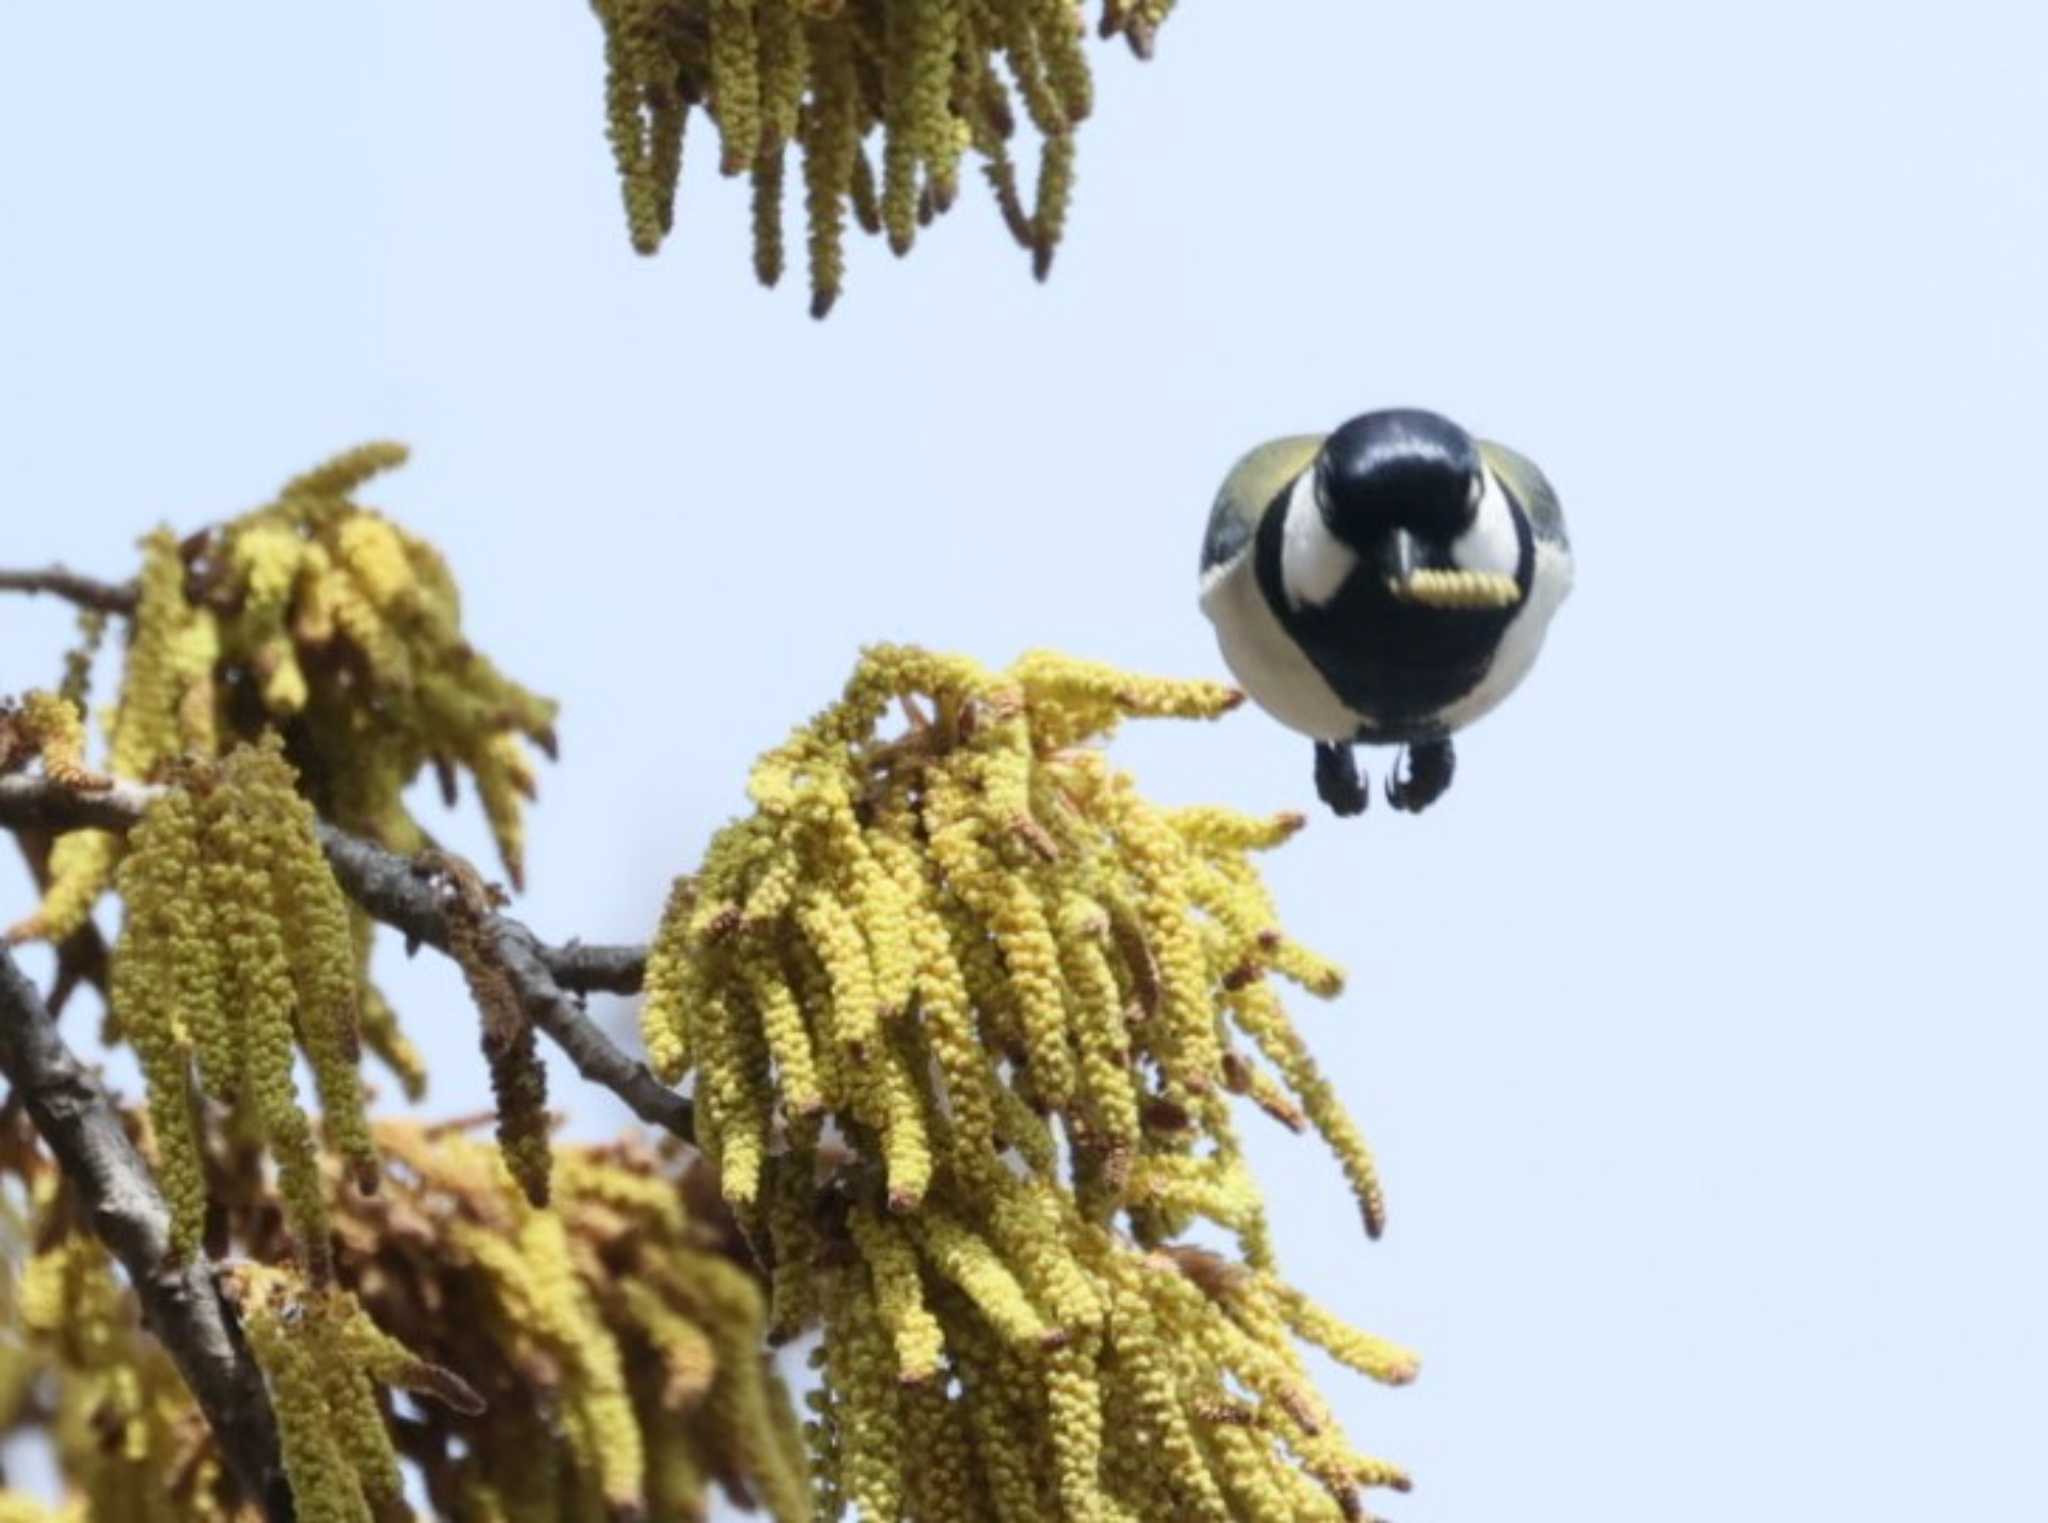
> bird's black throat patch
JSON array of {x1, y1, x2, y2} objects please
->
[{"x1": 1253, "y1": 479, "x2": 1535, "y2": 742}]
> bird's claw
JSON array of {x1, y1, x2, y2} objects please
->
[
  {"x1": 1384, "y1": 739, "x2": 1455, "y2": 813},
  {"x1": 1313, "y1": 742, "x2": 1369, "y2": 818}
]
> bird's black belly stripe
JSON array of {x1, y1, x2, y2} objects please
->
[{"x1": 1253, "y1": 474, "x2": 1534, "y2": 743}]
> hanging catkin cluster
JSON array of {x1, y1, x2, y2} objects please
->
[
  {"x1": 0, "y1": 1113, "x2": 807, "y2": 1523},
  {"x1": 105, "y1": 738, "x2": 379, "y2": 1279},
  {"x1": 590, "y1": 0, "x2": 1179, "y2": 315},
  {"x1": 7, "y1": 441, "x2": 557, "y2": 954},
  {"x1": 643, "y1": 646, "x2": 1415, "y2": 1521}
]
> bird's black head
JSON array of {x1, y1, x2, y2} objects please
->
[{"x1": 1314, "y1": 408, "x2": 1481, "y2": 552}]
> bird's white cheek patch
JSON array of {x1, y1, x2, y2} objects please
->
[
  {"x1": 1451, "y1": 467, "x2": 1522, "y2": 576},
  {"x1": 1280, "y1": 474, "x2": 1356, "y2": 609}
]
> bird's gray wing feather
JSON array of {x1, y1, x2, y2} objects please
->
[
  {"x1": 1200, "y1": 434, "x2": 1324, "y2": 573},
  {"x1": 1479, "y1": 439, "x2": 1569, "y2": 548}
]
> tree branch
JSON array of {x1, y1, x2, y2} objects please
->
[
  {"x1": 0, "y1": 947, "x2": 295, "y2": 1523},
  {"x1": 0, "y1": 565, "x2": 139, "y2": 616},
  {"x1": 0, "y1": 773, "x2": 683, "y2": 1142}
]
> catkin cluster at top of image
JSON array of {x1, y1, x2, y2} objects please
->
[
  {"x1": 0, "y1": 1112, "x2": 808, "y2": 1523},
  {"x1": 643, "y1": 646, "x2": 1417, "y2": 1522},
  {"x1": 590, "y1": 0, "x2": 1179, "y2": 315},
  {"x1": 7, "y1": 443, "x2": 557, "y2": 959}
]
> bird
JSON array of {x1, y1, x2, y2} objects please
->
[{"x1": 1198, "y1": 407, "x2": 1573, "y2": 816}]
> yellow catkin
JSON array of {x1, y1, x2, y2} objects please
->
[
  {"x1": 709, "y1": 0, "x2": 763, "y2": 174},
  {"x1": 640, "y1": 874, "x2": 701, "y2": 1082},
  {"x1": 798, "y1": 15, "x2": 858, "y2": 316},
  {"x1": 636, "y1": 645, "x2": 1409, "y2": 1514},
  {"x1": 583, "y1": 0, "x2": 1177, "y2": 306},
  {"x1": 110, "y1": 802, "x2": 210, "y2": 1260},
  {"x1": 737, "y1": 938, "x2": 825, "y2": 1116},
  {"x1": 201, "y1": 757, "x2": 333, "y2": 1278},
  {"x1": 753, "y1": 141, "x2": 788, "y2": 285},
  {"x1": 850, "y1": 1206, "x2": 945, "y2": 1383},
  {"x1": 757, "y1": 0, "x2": 809, "y2": 147},
  {"x1": 912, "y1": 1210, "x2": 1049, "y2": 1347},
  {"x1": 1030, "y1": 128, "x2": 1077, "y2": 280},
  {"x1": 824, "y1": 1272, "x2": 906, "y2": 1521},
  {"x1": 16, "y1": 691, "x2": 104, "y2": 789},
  {"x1": 244, "y1": 1299, "x2": 374, "y2": 1523}
]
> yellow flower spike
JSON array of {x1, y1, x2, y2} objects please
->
[
  {"x1": 1044, "y1": 1335, "x2": 1108, "y2": 1523},
  {"x1": 1226, "y1": 981, "x2": 1386, "y2": 1240},
  {"x1": 331, "y1": 511, "x2": 419, "y2": 619},
  {"x1": 651, "y1": 1250, "x2": 812, "y2": 1523},
  {"x1": 740, "y1": 849, "x2": 800, "y2": 928},
  {"x1": 843, "y1": 858, "x2": 918, "y2": 1019},
  {"x1": 168, "y1": 606, "x2": 224, "y2": 753},
  {"x1": 641, "y1": 874, "x2": 701, "y2": 1082},
  {"x1": 5, "y1": 826, "x2": 117, "y2": 947},
  {"x1": 900, "y1": 1381, "x2": 983, "y2": 1523},
  {"x1": 1097, "y1": 1277, "x2": 1234, "y2": 1523},
  {"x1": 621, "y1": 1279, "x2": 720, "y2": 1409},
  {"x1": 737, "y1": 937, "x2": 826, "y2": 1117},
  {"x1": 753, "y1": 142, "x2": 789, "y2": 286},
  {"x1": 762, "y1": 1153, "x2": 825, "y2": 1342},
  {"x1": 1098, "y1": 785, "x2": 1223, "y2": 1095},
  {"x1": 519, "y1": 1210, "x2": 645, "y2": 1514},
  {"x1": 1126, "y1": 1154, "x2": 1264, "y2": 1236},
  {"x1": 280, "y1": 440, "x2": 411, "y2": 505},
  {"x1": 822, "y1": 1270, "x2": 907, "y2": 1521},
  {"x1": 200, "y1": 768, "x2": 333, "y2": 1277},
  {"x1": 1036, "y1": 0, "x2": 1094, "y2": 123},
  {"x1": 911, "y1": 1209, "x2": 1051, "y2": 1347},
  {"x1": 861, "y1": 1030, "x2": 935, "y2": 1211},
  {"x1": 16, "y1": 691, "x2": 105, "y2": 790},
  {"x1": 1055, "y1": 895, "x2": 1142, "y2": 1172},
  {"x1": 469, "y1": 731, "x2": 537, "y2": 892},
  {"x1": 243, "y1": 1297, "x2": 375, "y2": 1523},
  {"x1": 798, "y1": 15, "x2": 859, "y2": 317},
  {"x1": 982, "y1": 871, "x2": 1077, "y2": 1110},
  {"x1": 952, "y1": 1319, "x2": 1053, "y2": 1523},
  {"x1": 1168, "y1": 805, "x2": 1308, "y2": 855},
  {"x1": 709, "y1": 0, "x2": 763, "y2": 175},
  {"x1": 1200, "y1": 1420, "x2": 1308, "y2": 1523},
  {"x1": 797, "y1": 890, "x2": 881, "y2": 1056},
  {"x1": 1259, "y1": 1276, "x2": 1420, "y2": 1387},
  {"x1": 696, "y1": 985, "x2": 770, "y2": 1206},
  {"x1": 995, "y1": 0, "x2": 1068, "y2": 137},
  {"x1": 241, "y1": 752, "x2": 378, "y2": 1192},
  {"x1": 757, "y1": 0, "x2": 809, "y2": 147},
  {"x1": 310, "y1": 1335, "x2": 407, "y2": 1518},
  {"x1": 849, "y1": 1205, "x2": 945, "y2": 1384},
  {"x1": 108, "y1": 528, "x2": 190, "y2": 780},
  {"x1": 893, "y1": 892, "x2": 1003, "y2": 1177},
  {"x1": 1028, "y1": 128, "x2": 1072, "y2": 279},
  {"x1": 109, "y1": 810, "x2": 209, "y2": 1261},
  {"x1": 985, "y1": 1174, "x2": 1103, "y2": 1333},
  {"x1": 599, "y1": 0, "x2": 685, "y2": 253}
]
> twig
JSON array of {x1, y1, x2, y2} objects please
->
[
  {"x1": 0, "y1": 947, "x2": 294, "y2": 1523},
  {"x1": 0, "y1": 773, "x2": 679, "y2": 1141},
  {"x1": 0, "y1": 565, "x2": 139, "y2": 616}
]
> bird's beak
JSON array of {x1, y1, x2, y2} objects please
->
[
  {"x1": 1380, "y1": 529, "x2": 1521, "y2": 610},
  {"x1": 1380, "y1": 528, "x2": 1423, "y2": 587}
]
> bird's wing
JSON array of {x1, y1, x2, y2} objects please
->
[
  {"x1": 1200, "y1": 434, "x2": 1324, "y2": 575},
  {"x1": 1478, "y1": 439, "x2": 1569, "y2": 548}
]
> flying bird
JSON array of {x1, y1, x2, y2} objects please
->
[{"x1": 1199, "y1": 408, "x2": 1573, "y2": 816}]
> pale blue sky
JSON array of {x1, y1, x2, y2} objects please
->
[{"x1": 3, "y1": 4, "x2": 2044, "y2": 1519}]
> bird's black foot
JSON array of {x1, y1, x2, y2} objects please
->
[
  {"x1": 1313, "y1": 741, "x2": 1369, "y2": 817},
  {"x1": 1385, "y1": 738, "x2": 1455, "y2": 813}
]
